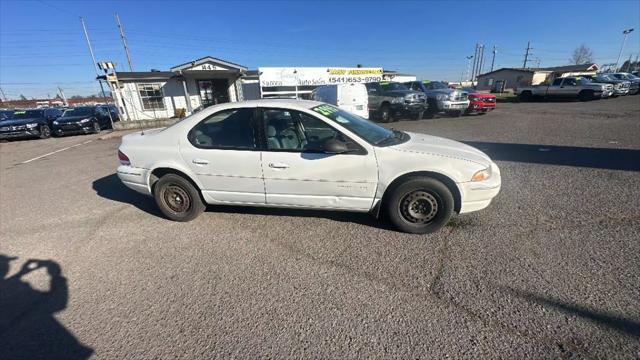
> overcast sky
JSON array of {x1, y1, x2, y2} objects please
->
[{"x1": 1, "y1": 0, "x2": 639, "y2": 99}]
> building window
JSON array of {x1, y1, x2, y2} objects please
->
[{"x1": 138, "y1": 83, "x2": 165, "y2": 110}]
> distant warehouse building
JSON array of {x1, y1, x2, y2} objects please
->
[{"x1": 476, "y1": 63, "x2": 599, "y2": 92}]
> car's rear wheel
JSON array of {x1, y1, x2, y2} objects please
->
[
  {"x1": 39, "y1": 124, "x2": 51, "y2": 139},
  {"x1": 386, "y1": 177, "x2": 454, "y2": 234},
  {"x1": 379, "y1": 103, "x2": 392, "y2": 123},
  {"x1": 519, "y1": 91, "x2": 532, "y2": 102},
  {"x1": 154, "y1": 174, "x2": 205, "y2": 222}
]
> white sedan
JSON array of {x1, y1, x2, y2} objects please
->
[{"x1": 117, "y1": 99, "x2": 500, "y2": 234}]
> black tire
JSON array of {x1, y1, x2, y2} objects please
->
[
  {"x1": 379, "y1": 103, "x2": 392, "y2": 123},
  {"x1": 92, "y1": 121, "x2": 101, "y2": 134},
  {"x1": 154, "y1": 174, "x2": 205, "y2": 222},
  {"x1": 519, "y1": 91, "x2": 533, "y2": 102},
  {"x1": 409, "y1": 111, "x2": 423, "y2": 120},
  {"x1": 578, "y1": 90, "x2": 594, "y2": 102},
  {"x1": 39, "y1": 124, "x2": 51, "y2": 139},
  {"x1": 385, "y1": 177, "x2": 454, "y2": 234}
]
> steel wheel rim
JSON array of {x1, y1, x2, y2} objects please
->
[
  {"x1": 400, "y1": 190, "x2": 438, "y2": 224},
  {"x1": 162, "y1": 184, "x2": 191, "y2": 214}
]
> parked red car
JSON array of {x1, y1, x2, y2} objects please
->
[{"x1": 464, "y1": 89, "x2": 496, "y2": 115}]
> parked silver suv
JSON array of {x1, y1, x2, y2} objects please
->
[{"x1": 404, "y1": 81, "x2": 470, "y2": 117}]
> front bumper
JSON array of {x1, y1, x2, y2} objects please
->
[
  {"x1": 117, "y1": 165, "x2": 152, "y2": 195},
  {"x1": 467, "y1": 101, "x2": 496, "y2": 113},
  {"x1": 458, "y1": 162, "x2": 501, "y2": 213},
  {"x1": 53, "y1": 122, "x2": 95, "y2": 135},
  {"x1": 390, "y1": 101, "x2": 426, "y2": 114},
  {"x1": 0, "y1": 129, "x2": 41, "y2": 139},
  {"x1": 439, "y1": 100, "x2": 470, "y2": 112}
]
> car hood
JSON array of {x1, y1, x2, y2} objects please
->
[
  {"x1": 0, "y1": 117, "x2": 45, "y2": 126},
  {"x1": 390, "y1": 132, "x2": 492, "y2": 167},
  {"x1": 56, "y1": 115, "x2": 93, "y2": 123}
]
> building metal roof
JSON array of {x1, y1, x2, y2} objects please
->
[
  {"x1": 540, "y1": 63, "x2": 599, "y2": 72},
  {"x1": 110, "y1": 71, "x2": 177, "y2": 81}
]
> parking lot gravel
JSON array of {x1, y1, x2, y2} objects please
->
[{"x1": 1, "y1": 96, "x2": 639, "y2": 359}]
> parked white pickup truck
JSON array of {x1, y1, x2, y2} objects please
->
[{"x1": 517, "y1": 76, "x2": 613, "y2": 101}]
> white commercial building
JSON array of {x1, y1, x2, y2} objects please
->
[{"x1": 104, "y1": 56, "x2": 247, "y2": 121}]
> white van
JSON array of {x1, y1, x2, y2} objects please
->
[{"x1": 312, "y1": 83, "x2": 369, "y2": 119}]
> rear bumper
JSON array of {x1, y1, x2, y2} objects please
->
[
  {"x1": 458, "y1": 162, "x2": 501, "y2": 213},
  {"x1": 117, "y1": 165, "x2": 151, "y2": 195}
]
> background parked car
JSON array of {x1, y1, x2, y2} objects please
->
[
  {"x1": 583, "y1": 74, "x2": 630, "y2": 97},
  {"x1": 608, "y1": 73, "x2": 640, "y2": 94},
  {"x1": 0, "y1": 108, "x2": 61, "y2": 140},
  {"x1": 364, "y1": 82, "x2": 426, "y2": 122},
  {"x1": 517, "y1": 77, "x2": 613, "y2": 101},
  {"x1": 311, "y1": 83, "x2": 369, "y2": 119},
  {"x1": 404, "y1": 81, "x2": 469, "y2": 118},
  {"x1": 460, "y1": 88, "x2": 496, "y2": 115},
  {"x1": 53, "y1": 106, "x2": 114, "y2": 136}
]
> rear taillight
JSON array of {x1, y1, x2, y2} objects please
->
[{"x1": 118, "y1": 150, "x2": 130, "y2": 165}]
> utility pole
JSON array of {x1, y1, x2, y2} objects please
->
[
  {"x1": 615, "y1": 28, "x2": 634, "y2": 71},
  {"x1": 623, "y1": 53, "x2": 632, "y2": 72},
  {"x1": 523, "y1": 41, "x2": 532, "y2": 68},
  {"x1": 80, "y1": 17, "x2": 110, "y2": 105},
  {"x1": 115, "y1": 13, "x2": 134, "y2": 71},
  {"x1": 57, "y1": 86, "x2": 68, "y2": 106},
  {"x1": 478, "y1": 44, "x2": 486, "y2": 76},
  {"x1": 490, "y1": 46, "x2": 497, "y2": 72},
  {"x1": 465, "y1": 55, "x2": 474, "y2": 81},
  {"x1": 471, "y1": 43, "x2": 480, "y2": 82},
  {"x1": 634, "y1": 54, "x2": 639, "y2": 72},
  {"x1": 0, "y1": 87, "x2": 7, "y2": 102}
]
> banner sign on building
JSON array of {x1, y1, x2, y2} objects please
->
[{"x1": 258, "y1": 67, "x2": 383, "y2": 87}]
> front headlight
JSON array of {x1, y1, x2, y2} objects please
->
[
  {"x1": 26, "y1": 123, "x2": 38, "y2": 129},
  {"x1": 471, "y1": 167, "x2": 492, "y2": 182},
  {"x1": 79, "y1": 118, "x2": 91, "y2": 123},
  {"x1": 53, "y1": 120, "x2": 59, "y2": 125}
]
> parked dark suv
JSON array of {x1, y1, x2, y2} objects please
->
[
  {"x1": 0, "y1": 108, "x2": 62, "y2": 140},
  {"x1": 364, "y1": 82, "x2": 427, "y2": 122},
  {"x1": 53, "y1": 105, "x2": 115, "y2": 136}
]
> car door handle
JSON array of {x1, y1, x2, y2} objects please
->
[
  {"x1": 268, "y1": 162, "x2": 289, "y2": 169},
  {"x1": 192, "y1": 159, "x2": 209, "y2": 165}
]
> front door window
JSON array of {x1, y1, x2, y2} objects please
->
[{"x1": 198, "y1": 79, "x2": 230, "y2": 108}]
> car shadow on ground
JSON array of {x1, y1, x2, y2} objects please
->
[
  {"x1": 498, "y1": 285, "x2": 640, "y2": 337},
  {"x1": 92, "y1": 174, "x2": 393, "y2": 230},
  {"x1": 0, "y1": 254, "x2": 93, "y2": 359},
  {"x1": 463, "y1": 141, "x2": 640, "y2": 171},
  {"x1": 92, "y1": 174, "x2": 164, "y2": 218}
]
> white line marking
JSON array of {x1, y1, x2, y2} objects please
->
[{"x1": 20, "y1": 140, "x2": 93, "y2": 164}]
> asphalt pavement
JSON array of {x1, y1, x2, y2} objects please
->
[{"x1": 1, "y1": 96, "x2": 639, "y2": 359}]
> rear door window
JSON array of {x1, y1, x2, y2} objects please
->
[{"x1": 188, "y1": 108, "x2": 256, "y2": 150}]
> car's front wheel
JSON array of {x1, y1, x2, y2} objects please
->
[
  {"x1": 39, "y1": 124, "x2": 51, "y2": 139},
  {"x1": 386, "y1": 177, "x2": 454, "y2": 234},
  {"x1": 154, "y1": 174, "x2": 205, "y2": 222},
  {"x1": 92, "y1": 121, "x2": 101, "y2": 134}
]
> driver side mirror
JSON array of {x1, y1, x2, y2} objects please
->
[{"x1": 323, "y1": 139, "x2": 348, "y2": 154}]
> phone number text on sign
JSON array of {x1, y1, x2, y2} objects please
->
[{"x1": 328, "y1": 76, "x2": 382, "y2": 84}]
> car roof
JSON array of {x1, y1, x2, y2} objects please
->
[{"x1": 226, "y1": 99, "x2": 325, "y2": 110}]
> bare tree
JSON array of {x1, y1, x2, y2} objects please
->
[{"x1": 570, "y1": 44, "x2": 594, "y2": 65}]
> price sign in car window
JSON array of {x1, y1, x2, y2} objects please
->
[{"x1": 312, "y1": 104, "x2": 339, "y2": 117}]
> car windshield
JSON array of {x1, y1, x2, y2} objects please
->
[
  {"x1": 626, "y1": 74, "x2": 639, "y2": 80},
  {"x1": 429, "y1": 82, "x2": 449, "y2": 89},
  {"x1": 380, "y1": 82, "x2": 409, "y2": 91},
  {"x1": 311, "y1": 104, "x2": 396, "y2": 145},
  {"x1": 62, "y1": 107, "x2": 94, "y2": 117},
  {"x1": 12, "y1": 110, "x2": 44, "y2": 119}
]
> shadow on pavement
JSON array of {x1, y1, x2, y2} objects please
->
[
  {"x1": 500, "y1": 285, "x2": 640, "y2": 337},
  {"x1": 0, "y1": 254, "x2": 93, "y2": 359},
  {"x1": 464, "y1": 141, "x2": 640, "y2": 171},
  {"x1": 92, "y1": 174, "x2": 164, "y2": 218}
]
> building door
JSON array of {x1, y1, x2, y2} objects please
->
[{"x1": 198, "y1": 79, "x2": 230, "y2": 107}]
